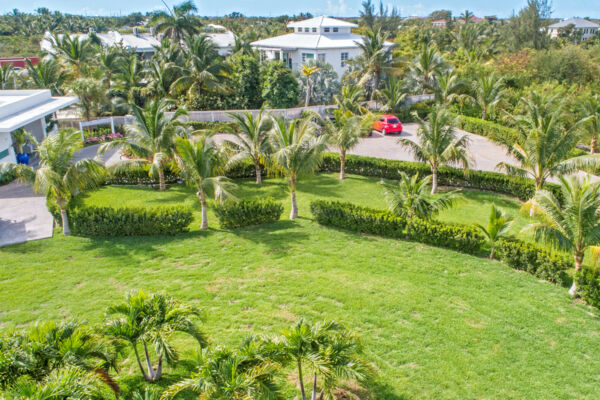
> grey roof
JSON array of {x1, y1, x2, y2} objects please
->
[{"x1": 548, "y1": 18, "x2": 599, "y2": 29}]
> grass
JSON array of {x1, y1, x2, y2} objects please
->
[{"x1": 2, "y1": 173, "x2": 600, "y2": 399}]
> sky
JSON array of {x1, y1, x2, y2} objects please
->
[{"x1": 1, "y1": 0, "x2": 599, "y2": 19}]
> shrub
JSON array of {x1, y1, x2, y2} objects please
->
[
  {"x1": 576, "y1": 266, "x2": 600, "y2": 308},
  {"x1": 455, "y1": 115, "x2": 518, "y2": 146},
  {"x1": 106, "y1": 165, "x2": 180, "y2": 186},
  {"x1": 495, "y1": 239, "x2": 570, "y2": 284},
  {"x1": 0, "y1": 167, "x2": 17, "y2": 186},
  {"x1": 214, "y1": 198, "x2": 283, "y2": 229},
  {"x1": 187, "y1": 121, "x2": 239, "y2": 134},
  {"x1": 310, "y1": 200, "x2": 483, "y2": 254}
]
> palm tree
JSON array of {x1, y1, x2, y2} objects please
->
[
  {"x1": 334, "y1": 85, "x2": 367, "y2": 115},
  {"x1": 432, "y1": 69, "x2": 466, "y2": 105},
  {"x1": 48, "y1": 33, "x2": 94, "y2": 77},
  {"x1": 150, "y1": 0, "x2": 201, "y2": 42},
  {"x1": 173, "y1": 135, "x2": 236, "y2": 230},
  {"x1": 380, "y1": 172, "x2": 462, "y2": 219},
  {"x1": 161, "y1": 342, "x2": 283, "y2": 400},
  {"x1": 347, "y1": 28, "x2": 395, "y2": 100},
  {"x1": 2, "y1": 129, "x2": 105, "y2": 235},
  {"x1": 579, "y1": 95, "x2": 600, "y2": 154},
  {"x1": 460, "y1": 10, "x2": 475, "y2": 24},
  {"x1": 399, "y1": 106, "x2": 471, "y2": 194},
  {"x1": 144, "y1": 60, "x2": 180, "y2": 101},
  {"x1": 113, "y1": 55, "x2": 146, "y2": 105},
  {"x1": 301, "y1": 64, "x2": 320, "y2": 107},
  {"x1": 409, "y1": 45, "x2": 446, "y2": 94},
  {"x1": 104, "y1": 290, "x2": 206, "y2": 382},
  {"x1": 523, "y1": 175, "x2": 600, "y2": 296},
  {"x1": 269, "y1": 116, "x2": 327, "y2": 219},
  {"x1": 0, "y1": 63, "x2": 17, "y2": 89},
  {"x1": 467, "y1": 73, "x2": 505, "y2": 120},
  {"x1": 475, "y1": 205, "x2": 513, "y2": 259},
  {"x1": 99, "y1": 99, "x2": 188, "y2": 191},
  {"x1": 69, "y1": 78, "x2": 106, "y2": 121},
  {"x1": 222, "y1": 109, "x2": 272, "y2": 184},
  {"x1": 23, "y1": 58, "x2": 69, "y2": 96},
  {"x1": 376, "y1": 76, "x2": 408, "y2": 114}
]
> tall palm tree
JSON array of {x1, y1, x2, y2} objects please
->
[
  {"x1": 222, "y1": 109, "x2": 273, "y2": 184},
  {"x1": 380, "y1": 172, "x2": 462, "y2": 219},
  {"x1": 467, "y1": 73, "x2": 505, "y2": 120},
  {"x1": 162, "y1": 343, "x2": 283, "y2": 400},
  {"x1": 409, "y1": 45, "x2": 446, "y2": 94},
  {"x1": 23, "y1": 58, "x2": 69, "y2": 96},
  {"x1": 460, "y1": 10, "x2": 475, "y2": 23},
  {"x1": 524, "y1": 175, "x2": 600, "y2": 296},
  {"x1": 433, "y1": 69, "x2": 466, "y2": 105},
  {"x1": 347, "y1": 28, "x2": 395, "y2": 100},
  {"x1": 104, "y1": 290, "x2": 206, "y2": 382},
  {"x1": 269, "y1": 116, "x2": 327, "y2": 219},
  {"x1": 399, "y1": 107, "x2": 471, "y2": 194},
  {"x1": 144, "y1": 60, "x2": 180, "y2": 101},
  {"x1": 150, "y1": 0, "x2": 201, "y2": 42},
  {"x1": 48, "y1": 33, "x2": 94, "y2": 77},
  {"x1": 2, "y1": 129, "x2": 106, "y2": 235},
  {"x1": 579, "y1": 94, "x2": 600, "y2": 154},
  {"x1": 475, "y1": 204, "x2": 513, "y2": 259},
  {"x1": 376, "y1": 76, "x2": 408, "y2": 114},
  {"x1": 69, "y1": 78, "x2": 106, "y2": 121},
  {"x1": 301, "y1": 64, "x2": 320, "y2": 107},
  {"x1": 113, "y1": 55, "x2": 146, "y2": 105},
  {"x1": 173, "y1": 135, "x2": 236, "y2": 230},
  {"x1": 99, "y1": 99, "x2": 188, "y2": 191}
]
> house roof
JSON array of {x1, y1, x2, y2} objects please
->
[
  {"x1": 549, "y1": 18, "x2": 599, "y2": 29},
  {"x1": 41, "y1": 31, "x2": 160, "y2": 54},
  {"x1": 207, "y1": 31, "x2": 236, "y2": 49},
  {"x1": 287, "y1": 16, "x2": 358, "y2": 29},
  {"x1": 251, "y1": 32, "x2": 393, "y2": 50}
]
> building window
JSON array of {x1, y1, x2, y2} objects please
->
[
  {"x1": 324, "y1": 27, "x2": 330, "y2": 33},
  {"x1": 304, "y1": 27, "x2": 309, "y2": 32},
  {"x1": 333, "y1": 27, "x2": 339, "y2": 32},
  {"x1": 302, "y1": 53, "x2": 314, "y2": 63},
  {"x1": 296, "y1": 28, "x2": 301, "y2": 32},
  {"x1": 312, "y1": 27, "x2": 317, "y2": 32},
  {"x1": 318, "y1": 54, "x2": 325, "y2": 62},
  {"x1": 341, "y1": 52, "x2": 349, "y2": 67}
]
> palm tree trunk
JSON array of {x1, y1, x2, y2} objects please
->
[
  {"x1": 290, "y1": 176, "x2": 298, "y2": 220},
  {"x1": 198, "y1": 191, "x2": 208, "y2": 230},
  {"x1": 489, "y1": 245, "x2": 495, "y2": 260},
  {"x1": 132, "y1": 343, "x2": 150, "y2": 381},
  {"x1": 305, "y1": 77, "x2": 311, "y2": 107},
  {"x1": 431, "y1": 166, "x2": 438, "y2": 194},
  {"x1": 339, "y1": 151, "x2": 346, "y2": 180},
  {"x1": 60, "y1": 208, "x2": 71, "y2": 236},
  {"x1": 311, "y1": 373, "x2": 318, "y2": 400},
  {"x1": 158, "y1": 167, "x2": 166, "y2": 191},
  {"x1": 155, "y1": 357, "x2": 163, "y2": 381},
  {"x1": 142, "y1": 342, "x2": 156, "y2": 381},
  {"x1": 481, "y1": 107, "x2": 487, "y2": 121},
  {"x1": 255, "y1": 163, "x2": 262, "y2": 184},
  {"x1": 371, "y1": 71, "x2": 379, "y2": 101},
  {"x1": 297, "y1": 359, "x2": 307, "y2": 400},
  {"x1": 569, "y1": 251, "x2": 584, "y2": 296},
  {"x1": 591, "y1": 136, "x2": 597, "y2": 154}
]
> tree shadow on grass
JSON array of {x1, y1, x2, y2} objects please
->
[
  {"x1": 363, "y1": 379, "x2": 411, "y2": 400},
  {"x1": 226, "y1": 220, "x2": 311, "y2": 257}
]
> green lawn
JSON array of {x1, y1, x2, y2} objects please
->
[{"x1": 2, "y1": 174, "x2": 600, "y2": 399}]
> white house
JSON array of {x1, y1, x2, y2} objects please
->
[
  {"x1": 250, "y1": 16, "x2": 393, "y2": 78},
  {"x1": 0, "y1": 90, "x2": 78, "y2": 163},
  {"x1": 548, "y1": 18, "x2": 599, "y2": 40}
]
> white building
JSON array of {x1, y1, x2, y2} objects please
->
[
  {"x1": 250, "y1": 16, "x2": 393, "y2": 78},
  {"x1": 0, "y1": 90, "x2": 78, "y2": 163},
  {"x1": 548, "y1": 18, "x2": 599, "y2": 40}
]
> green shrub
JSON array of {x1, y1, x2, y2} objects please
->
[
  {"x1": 214, "y1": 198, "x2": 283, "y2": 229},
  {"x1": 576, "y1": 266, "x2": 600, "y2": 308},
  {"x1": 456, "y1": 115, "x2": 518, "y2": 146},
  {"x1": 187, "y1": 121, "x2": 239, "y2": 133},
  {"x1": 0, "y1": 167, "x2": 17, "y2": 186},
  {"x1": 310, "y1": 200, "x2": 483, "y2": 254},
  {"x1": 106, "y1": 165, "x2": 180, "y2": 186},
  {"x1": 495, "y1": 239, "x2": 570, "y2": 284}
]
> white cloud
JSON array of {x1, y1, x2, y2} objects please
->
[{"x1": 325, "y1": 0, "x2": 347, "y2": 16}]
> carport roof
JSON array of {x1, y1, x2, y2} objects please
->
[{"x1": 0, "y1": 90, "x2": 78, "y2": 133}]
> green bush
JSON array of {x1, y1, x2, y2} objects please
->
[
  {"x1": 187, "y1": 121, "x2": 239, "y2": 133},
  {"x1": 495, "y1": 239, "x2": 570, "y2": 284},
  {"x1": 310, "y1": 200, "x2": 483, "y2": 254},
  {"x1": 106, "y1": 165, "x2": 180, "y2": 186},
  {"x1": 576, "y1": 266, "x2": 600, "y2": 308},
  {"x1": 214, "y1": 198, "x2": 283, "y2": 229},
  {"x1": 456, "y1": 115, "x2": 518, "y2": 146},
  {"x1": 0, "y1": 167, "x2": 17, "y2": 186}
]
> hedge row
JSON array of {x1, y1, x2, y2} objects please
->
[
  {"x1": 576, "y1": 267, "x2": 600, "y2": 308},
  {"x1": 310, "y1": 200, "x2": 570, "y2": 284},
  {"x1": 105, "y1": 165, "x2": 180, "y2": 186},
  {"x1": 310, "y1": 200, "x2": 483, "y2": 254},
  {"x1": 456, "y1": 115, "x2": 518, "y2": 146},
  {"x1": 214, "y1": 198, "x2": 283, "y2": 229}
]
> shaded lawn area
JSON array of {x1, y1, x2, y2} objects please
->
[{"x1": 1, "y1": 174, "x2": 599, "y2": 399}]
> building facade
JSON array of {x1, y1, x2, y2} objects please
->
[{"x1": 548, "y1": 18, "x2": 599, "y2": 40}]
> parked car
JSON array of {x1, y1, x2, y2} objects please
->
[{"x1": 373, "y1": 115, "x2": 403, "y2": 134}]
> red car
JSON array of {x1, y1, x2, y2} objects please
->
[{"x1": 373, "y1": 114, "x2": 403, "y2": 134}]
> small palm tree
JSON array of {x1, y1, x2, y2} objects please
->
[
  {"x1": 524, "y1": 175, "x2": 600, "y2": 296},
  {"x1": 399, "y1": 106, "x2": 471, "y2": 194},
  {"x1": 376, "y1": 76, "x2": 408, "y2": 114},
  {"x1": 69, "y1": 78, "x2": 106, "y2": 121},
  {"x1": 301, "y1": 64, "x2": 320, "y2": 107},
  {"x1": 433, "y1": 69, "x2": 466, "y2": 105},
  {"x1": 99, "y1": 99, "x2": 188, "y2": 191},
  {"x1": 222, "y1": 109, "x2": 272, "y2": 184},
  {"x1": 173, "y1": 135, "x2": 236, "y2": 230},
  {"x1": 380, "y1": 172, "x2": 462, "y2": 219},
  {"x1": 409, "y1": 45, "x2": 446, "y2": 94},
  {"x1": 23, "y1": 58, "x2": 69, "y2": 96},
  {"x1": 2, "y1": 129, "x2": 106, "y2": 235},
  {"x1": 467, "y1": 73, "x2": 506, "y2": 120},
  {"x1": 104, "y1": 290, "x2": 206, "y2": 382},
  {"x1": 150, "y1": 0, "x2": 201, "y2": 41},
  {"x1": 269, "y1": 116, "x2": 327, "y2": 219},
  {"x1": 579, "y1": 94, "x2": 600, "y2": 154},
  {"x1": 48, "y1": 33, "x2": 94, "y2": 77},
  {"x1": 334, "y1": 85, "x2": 367, "y2": 115},
  {"x1": 475, "y1": 205, "x2": 513, "y2": 259},
  {"x1": 0, "y1": 63, "x2": 17, "y2": 89}
]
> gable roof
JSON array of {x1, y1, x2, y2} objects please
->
[
  {"x1": 287, "y1": 16, "x2": 358, "y2": 29},
  {"x1": 251, "y1": 32, "x2": 392, "y2": 50},
  {"x1": 549, "y1": 18, "x2": 599, "y2": 29}
]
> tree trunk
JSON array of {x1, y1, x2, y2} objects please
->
[
  {"x1": 143, "y1": 342, "x2": 156, "y2": 381},
  {"x1": 481, "y1": 107, "x2": 487, "y2": 121},
  {"x1": 569, "y1": 252, "x2": 584, "y2": 296},
  {"x1": 431, "y1": 166, "x2": 438, "y2": 194},
  {"x1": 132, "y1": 343, "x2": 149, "y2": 381},
  {"x1": 297, "y1": 359, "x2": 307, "y2": 400},
  {"x1": 199, "y1": 191, "x2": 208, "y2": 230},
  {"x1": 305, "y1": 77, "x2": 311, "y2": 107},
  {"x1": 158, "y1": 167, "x2": 166, "y2": 191},
  {"x1": 255, "y1": 163, "x2": 262, "y2": 184},
  {"x1": 290, "y1": 190, "x2": 298, "y2": 220},
  {"x1": 311, "y1": 373, "x2": 318, "y2": 400},
  {"x1": 60, "y1": 208, "x2": 71, "y2": 236},
  {"x1": 155, "y1": 357, "x2": 163, "y2": 381},
  {"x1": 339, "y1": 152, "x2": 346, "y2": 180},
  {"x1": 591, "y1": 136, "x2": 597, "y2": 154},
  {"x1": 371, "y1": 71, "x2": 379, "y2": 101},
  {"x1": 489, "y1": 245, "x2": 495, "y2": 260}
]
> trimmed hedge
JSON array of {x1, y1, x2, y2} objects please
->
[
  {"x1": 456, "y1": 115, "x2": 518, "y2": 146},
  {"x1": 495, "y1": 239, "x2": 570, "y2": 284},
  {"x1": 310, "y1": 200, "x2": 483, "y2": 254},
  {"x1": 106, "y1": 165, "x2": 180, "y2": 186},
  {"x1": 214, "y1": 198, "x2": 283, "y2": 229},
  {"x1": 576, "y1": 266, "x2": 600, "y2": 308},
  {"x1": 0, "y1": 168, "x2": 17, "y2": 186}
]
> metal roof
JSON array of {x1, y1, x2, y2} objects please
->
[
  {"x1": 287, "y1": 16, "x2": 358, "y2": 28},
  {"x1": 251, "y1": 32, "x2": 393, "y2": 50},
  {"x1": 548, "y1": 18, "x2": 599, "y2": 29}
]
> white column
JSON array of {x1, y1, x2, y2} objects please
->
[{"x1": 40, "y1": 118, "x2": 47, "y2": 138}]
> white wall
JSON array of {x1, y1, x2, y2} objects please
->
[{"x1": 0, "y1": 132, "x2": 16, "y2": 163}]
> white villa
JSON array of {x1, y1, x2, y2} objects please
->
[
  {"x1": 0, "y1": 90, "x2": 78, "y2": 163},
  {"x1": 250, "y1": 16, "x2": 393, "y2": 78},
  {"x1": 548, "y1": 18, "x2": 599, "y2": 40}
]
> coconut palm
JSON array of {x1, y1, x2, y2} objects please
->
[
  {"x1": 269, "y1": 116, "x2": 327, "y2": 219},
  {"x1": 466, "y1": 73, "x2": 505, "y2": 120},
  {"x1": 99, "y1": 99, "x2": 188, "y2": 191},
  {"x1": 523, "y1": 175, "x2": 600, "y2": 296},
  {"x1": 144, "y1": 61, "x2": 180, "y2": 101},
  {"x1": 475, "y1": 205, "x2": 513, "y2": 259},
  {"x1": 173, "y1": 135, "x2": 236, "y2": 230},
  {"x1": 376, "y1": 76, "x2": 408, "y2": 114},
  {"x1": 23, "y1": 58, "x2": 69, "y2": 96},
  {"x1": 460, "y1": 10, "x2": 475, "y2": 24},
  {"x1": 409, "y1": 45, "x2": 446, "y2": 94},
  {"x1": 301, "y1": 64, "x2": 320, "y2": 107},
  {"x1": 48, "y1": 33, "x2": 94, "y2": 77},
  {"x1": 346, "y1": 28, "x2": 395, "y2": 100},
  {"x1": 579, "y1": 94, "x2": 600, "y2": 154},
  {"x1": 150, "y1": 0, "x2": 201, "y2": 42},
  {"x1": 334, "y1": 85, "x2": 367, "y2": 115},
  {"x1": 113, "y1": 55, "x2": 146, "y2": 105},
  {"x1": 380, "y1": 172, "x2": 462, "y2": 219},
  {"x1": 69, "y1": 78, "x2": 106, "y2": 121},
  {"x1": 222, "y1": 109, "x2": 272, "y2": 184},
  {"x1": 1, "y1": 129, "x2": 105, "y2": 235},
  {"x1": 0, "y1": 63, "x2": 17, "y2": 89},
  {"x1": 104, "y1": 290, "x2": 206, "y2": 382},
  {"x1": 432, "y1": 69, "x2": 466, "y2": 105},
  {"x1": 161, "y1": 342, "x2": 283, "y2": 400},
  {"x1": 399, "y1": 106, "x2": 471, "y2": 194}
]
